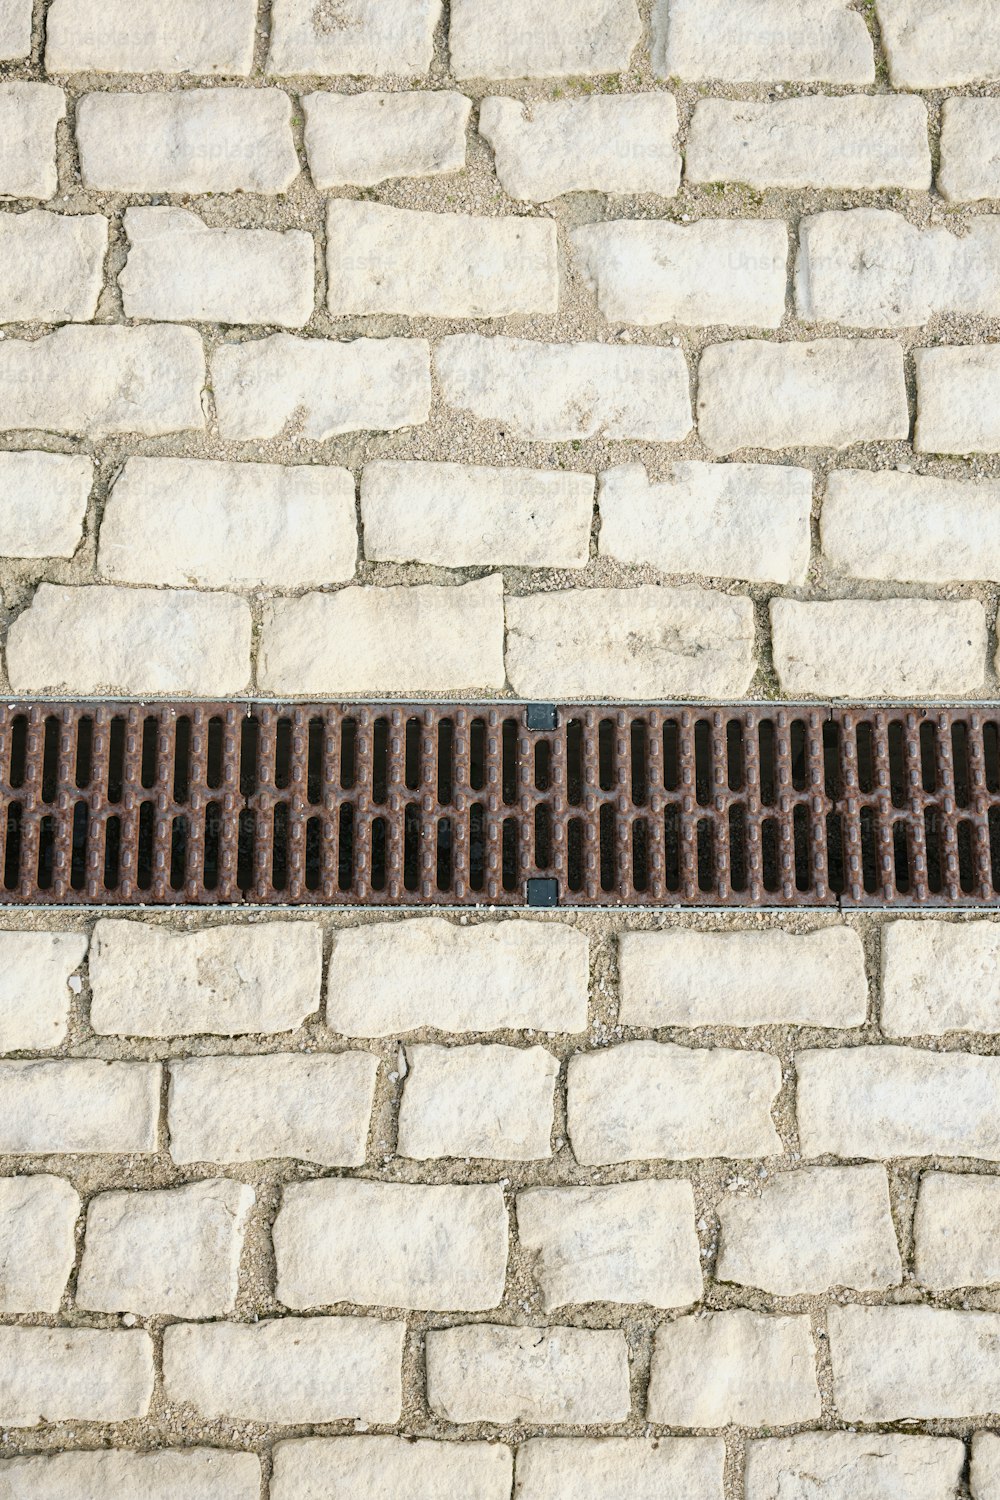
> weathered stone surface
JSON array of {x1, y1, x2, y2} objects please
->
[
  {"x1": 716, "y1": 1166, "x2": 901, "y2": 1295},
  {"x1": 77, "y1": 89, "x2": 300, "y2": 193},
  {"x1": 0, "y1": 1449, "x2": 261, "y2": 1499},
  {"x1": 426, "y1": 1324, "x2": 630, "y2": 1424},
  {"x1": 77, "y1": 1180, "x2": 253, "y2": 1318},
  {"x1": 0, "y1": 453, "x2": 90, "y2": 561},
  {"x1": 168, "y1": 1052, "x2": 379, "y2": 1166},
  {"x1": 972, "y1": 1432, "x2": 1000, "y2": 1500},
  {"x1": 913, "y1": 1172, "x2": 1000, "y2": 1290},
  {"x1": 619, "y1": 926, "x2": 867, "y2": 1028},
  {"x1": 571, "y1": 219, "x2": 787, "y2": 328},
  {"x1": 0, "y1": 0, "x2": 31, "y2": 59},
  {"x1": 797, "y1": 1046, "x2": 1000, "y2": 1160},
  {"x1": 745, "y1": 1434, "x2": 965, "y2": 1500},
  {"x1": 515, "y1": 1439, "x2": 726, "y2": 1500},
  {"x1": 939, "y1": 99, "x2": 1000, "y2": 202},
  {"x1": 875, "y1": 0, "x2": 1000, "y2": 87},
  {"x1": 0, "y1": 325, "x2": 204, "y2": 437},
  {"x1": 7, "y1": 585, "x2": 250, "y2": 696},
  {"x1": 0, "y1": 83, "x2": 64, "y2": 199},
  {"x1": 0, "y1": 931, "x2": 88, "y2": 1052},
  {"x1": 435, "y1": 335, "x2": 692, "y2": 442},
  {"x1": 0, "y1": 1060, "x2": 160, "y2": 1155},
  {"x1": 916, "y1": 346, "x2": 1000, "y2": 455},
  {"x1": 505, "y1": 586, "x2": 756, "y2": 698},
  {"x1": 770, "y1": 598, "x2": 986, "y2": 697},
  {"x1": 687, "y1": 96, "x2": 930, "y2": 191},
  {"x1": 327, "y1": 201, "x2": 557, "y2": 318},
  {"x1": 212, "y1": 334, "x2": 431, "y2": 440},
  {"x1": 271, "y1": 1438, "x2": 512, "y2": 1500},
  {"x1": 90, "y1": 920, "x2": 322, "y2": 1037},
  {"x1": 327, "y1": 918, "x2": 589, "y2": 1036},
  {"x1": 46, "y1": 0, "x2": 256, "y2": 73},
  {"x1": 516, "y1": 1180, "x2": 702, "y2": 1309},
  {"x1": 450, "y1": 0, "x2": 640, "y2": 77},
  {"x1": 360, "y1": 460, "x2": 593, "y2": 567},
  {"x1": 0, "y1": 1175, "x2": 79, "y2": 1313},
  {"x1": 398, "y1": 1043, "x2": 558, "y2": 1160},
  {"x1": 267, "y1": 0, "x2": 439, "y2": 76},
  {"x1": 648, "y1": 1311, "x2": 821, "y2": 1426},
  {"x1": 829, "y1": 1304, "x2": 1000, "y2": 1420},
  {"x1": 164, "y1": 1317, "x2": 404, "y2": 1423},
  {"x1": 598, "y1": 461, "x2": 811, "y2": 584},
  {"x1": 274, "y1": 1180, "x2": 507, "y2": 1310},
  {"x1": 567, "y1": 1041, "x2": 782, "y2": 1165},
  {"x1": 121, "y1": 207, "x2": 314, "y2": 327},
  {"x1": 698, "y1": 339, "x2": 908, "y2": 454},
  {"x1": 0, "y1": 211, "x2": 106, "y2": 323},
  {"x1": 882, "y1": 920, "x2": 1000, "y2": 1036},
  {"x1": 823, "y1": 470, "x2": 1000, "y2": 583},
  {"x1": 99, "y1": 457, "x2": 357, "y2": 588},
  {"x1": 259, "y1": 576, "x2": 505, "y2": 694},
  {"x1": 653, "y1": 0, "x2": 874, "y2": 81},
  {"x1": 0, "y1": 1328, "x2": 154, "y2": 1425},
  {"x1": 479, "y1": 95, "x2": 680, "y2": 199},
  {"x1": 304, "y1": 91, "x2": 469, "y2": 188}
]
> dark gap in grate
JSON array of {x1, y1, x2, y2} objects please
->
[
  {"x1": 470, "y1": 719, "x2": 486, "y2": 792},
  {"x1": 4, "y1": 804, "x2": 21, "y2": 890},
  {"x1": 307, "y1": 718, "x2": 323, "y2": 803},
  {"x1": 535, "y1": 804, "x2": 551, "y2": 869},
  {"x1": 141, "y1": 716, "x2": 158, "y2": 790},
  {"x1": 171, "y1": 815, "x2": 188, "y2": 892},
  {"x1": 502, "y1": 817, "x2": 517, "y2": 891},
  {"x1": 137, "y1": 802, "x2": 155, "y2": 891},
  {"x1": 631, "y1": 721, "x2": 647, "y2": 804},
  {"x1": 857, "y1": 722, "x2": 875, "y2": 795},
  {"x1": 71, "y1": 802, "x2": 88, "y2": 890},
  {"x1": 633, "y1": 817, "x2": 648, "y2": 892},
  {"x1": 75, "y1": 717, "x2": 93, "y2": 790},
  {"x1": 41, "y1": 717, "x2": 59, "y2": 804},
  {"x1": 438, "y1": 720, "x2": 453, "y2": 805},
  {"x1": 920, "y1": 722, "x2": 937, "y2": 792},
  {"x1": 888, "y1": 721, "x2": 907, "y2": 808},
  {"x1": 986, "y1": 721, "x2": 1000, "y2": 794},
  {"x1": 470, "y1": 804, "x2": 485, "y2": 891},
  {"x1": 958, "y1": 819, "x2": 975, "y2": 893},
  {"x1": 598, "y1": 719, "x2": 614, "y2": 792},
  {"x1": 437, "y1": 817, "x2": 452, "y2": 890},
  {"x1": 207, "y1": 716, "x2": 224, "y2": 789},
  {"x1": 305, "y1": 815, "x2": 322, "y2": 891},
  {"x1": 823, "y1": 720, "x2": 840, "y2": 799},
  {"x1": 568, "y1": 816, "x2": 584, "y2": 892},
  {"x1": 695, "y1": 720, "x2": 712, "y2": 806},
  {"x1": 599, "y1": 803, "x2": 615, "y2": 892},
  {"x1": 759, "y1": 720, "x2": 776, "y2": 806},
  {"x1": 793, "y1": 803, "x2": 811, "y2": 892},
  {"x1": 271, "y1": 805, "x2": 288, "y2": 891},
  {"x1": 403, "y1": 803, "x2": 420, "y2": 891},
  {"x1": 953, "y1": 722, "x2": 971, "y2": 808},
  {"x1": 729, "y1": 804, "x2": 747, "y2": 891},
  {"x1": 174, "y1": 717, "x2": 191, "y2": 802},
  {"x1": 371, "y1": 816, "x2": 387, "y2": 892},
  {"x1": 535, "y1": 738, "x2": 551, "y2": 795},
  {"x1": 894, "y1": 820, "x2": 911, "y2": 894},
  {"x1": 860, "y1": 806, "x2": 878, "y2": 894},
  {"x1": 237, "y1": 808, "x2": 255, "y2": 892},
  {"x1": 275, "y1": 718, "x2": 292, "y2": 792},
  {"x1": 108, "y1": 717, "x2": 126, "y2": 803},
  {"x1": 372, "y1": 717, "x2": 389, "y2": 804},
  {"x1": 697, "y1": 817, "x2": 714, "y2": 892},
  {"x1": 664, "y1": 803, "x2": 681, "y2": 891},
  {"x1": 240, "y1": 718, "x2": 258, "y2": 798},
  {"x1": 404, "y1": 717, "x2": 420, "y2": 790},
  {"x1": 991, "y1": 806, "x2": 1000, "y2": 892},
  {"x1": 567, "y1": 720, "x2": 583, "y2": 804},
  {"x1": 762, "y1": 817, "x2": 779, "y2": 893},
  {"x1": 37, "y1": 813, "x2": 55, "y2": 890},
  {"x1": 727, "y1": 720, "x2": 743, "y2": 791},
  {"x1": 9, "y1": 715, "x2": 27, "y2": 790},
  {"x1": 204, "y1": 803, "x2": 221, "y2": 890},
  {"x1": 925, "y1": 807, "x2": 943, "y2": 893},
  {"x1": 341, "y1": 718, "x2": 357, "y2": 790},
  {"x1": 337, "y1": 805, "x2": 353, "y2": 891},
  {"x1": 827, "y1": 811, "x2": 845, "y2": 895},
  {"x1": 663, "y1": 720, "x2": 680, "y2": 791},
  {"x1": 105, "y1": 816, "x2": 121, "y2": 890},
  {"x1": 790, "y1": 719, "x2": 807, "y2": 792},
  {"x1": 502, "y1": 720, "x2": 517, "y2": 806}
]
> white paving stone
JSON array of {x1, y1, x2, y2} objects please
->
[
  {"x1": 99, "y1": 457, "x2": 358, "y2": 588},
  {"x1": 326, "y1": 918, "x2": 589, "y2": 1036},
  {"x1": 435, "y1": 335, "x2": 692, "y2": 442},
  {"x1": 304, "y1": 91, "x2": 469, "y2": 188},
  {"x1": 875, "y1": 0, "x2": 1000, "y2": 87},
  {"x1": 271, "y1": 1438, "x2": 512, "y2": 1500},
  {"x1": 168, "y1": 1052, "x2": 379, "y2": 1166},
  {"x1": 267, "y1": 0, "x2": 440, "y2": 76},
  {"x1": 653, "y1": 0, "x2": 875, "y2": 82},
  {"x1": 450, "y1": 0, "x2": 640, "y2": 78},
  {"x1": 0, "y1": 454, "x2": 90, "y2": 561},
  {"x1": 0, "y1": 325, "x2": 204, "y2": 437},
  {"x1": 914, "y1": 1172, "x2": 1000, "y2": 1290},
  {"x1": 823, "y1": 470, "x2": 1000, "y2": 583},
  {"x1": 121, "y1": 207, "x2": 314, "y2": 327},
  {"x1": 0, "y1": 0, "x2": 31, "y2": 59},
  {"x1": 77, "y1": 89, "x2": 300, "y2": 193},
  {"x1": 567, "y1": 1041, "x2": 782, "y2": 1165},
  {"x1": 797, "y1": 1046, "x2": 1000, "y2": 1160},
  {"x1": 0, "y1": 83, "x2": 64, "y2": 199},
  {"x1": 745, "y1": 1434, "x2": 965, "y2": 1500},
  {"x1": 940, "y1": 99, "x2": 1000, "y2": 202},
  {"x1": 618, "y1": 926, "x2": 868, "y2": 1028},
  {"x1": 426, "y1": 1324, "x2": 630, "y2": 1424},
  {"x1": 90, "y1": 920, "x2": 322, "y2": 1037},
  {"x1": 770, "y1": 598, "x2": 986, "y2": 697},
  {"x1": 259, "y1": 576, "x2": 505, "y2": 694},
  {"x1": 327, "y1": 200, "x2": 557, "y2": 318},
  {"x1": 77, "y1": 1180, "x2": 254, "y2": 1318},
  {"x1": 0, "y1": 1060, "x2": 160, "y2": 1155},
  {"x1": 716, "y1": 1165, "x2": 902, "y2": 1295},
  {"x1": 686, "y1": 96, "x2": 930, "y2": 191},
  {"x1": 829, "y1": 1304, "x2": 1000, "y2": 1420},
  {"x1": 514, "y1": 1439, "x2": 726, "y2": 1500},
  {"x1": 45, "y1": 0, "x2": 256, "y2": 74},
  {"x1": 973, "y1": 1432, "x2": 1000, "y2": 1500},
  {"x1": 360, "y1": 461, "x2": 593, "y2": 568},
  {"x1": 598, "y1": 461, "x2": 811, "y2": 584},
  {"x1": 0, "y1": 1449, "x2": 261, "y2": 1499},
  {"x1": 274, "y1": 1180, "x2": 508, "y2": 1311},
  {"x1": 163, "y1": 1317, "x2": 404, "y2": 1424},
  {"x1": 648, "y1": 1311, "x2": 821, "y2": 1427},
  {"x1": 882, "y1": 920, "x2": 1000, "y2": 1036},
  {"x1": 916, "y1": 346, "x2": 1000, "y2": 455},
  {"x1": 571, "y1": 219, "x2": 787, "y2": 328},
  {"x1": 479, "y1": 94, "x2": 680, "y2": 199},
  {"x1": 697, "y1": 339, "x2": 908, "y2": 454},
  {"x1": 0, "y1": 1328, "x2": 154, "y2": 1425},
  {"x1": 505, "y1": 586, "x2": 756, "y2": 698},
  {"x1": 0, "y1": 211, "x2": 106, "y2": 323},
  {"x1": 212, "y1": 334, "x2": 431, "y2": 441},
  {"x1": 0, "y1": 1176, "x2": 79, "y2": 1313},
  {"x1": 398, "y1": 1043, "x2": 558, "y2": 1160},
  {"x1": 516, "y1": 1179, "x2": 702, "y2": 1309},
  {"x1": 0, "y1": 931, "x2": 88, "y2": 1052}
]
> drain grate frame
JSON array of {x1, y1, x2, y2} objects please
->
[{"x1": 1, "y1": 701, "x2": 999, "y2": 908}]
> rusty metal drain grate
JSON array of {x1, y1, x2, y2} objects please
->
[{"x1": 2, "y1": 702, "x2": 1000, "y2": 908}]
